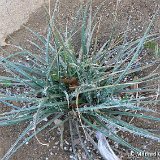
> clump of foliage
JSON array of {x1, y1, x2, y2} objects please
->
[{"x1": 0, "y1": 2, "x2": 160, "y2": 160}]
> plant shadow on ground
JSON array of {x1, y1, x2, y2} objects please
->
[{"x1": 0, "y1": 0, "x2": 160, "y2": 160}]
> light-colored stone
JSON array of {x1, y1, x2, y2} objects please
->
[{"x1": 0, "y1": 0, "x2": 46, "y2": 46}]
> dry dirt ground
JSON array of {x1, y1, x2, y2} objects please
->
[
  {"x1": 0, "y1": 0, "x2": 46, "y2": 46},
  {"x1": 0, "y1": 0, "x2": 160, "y2": 160}
]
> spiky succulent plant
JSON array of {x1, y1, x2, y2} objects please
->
[{"x1": 0, "y1": 2, "x2": 160, "y2": 160}]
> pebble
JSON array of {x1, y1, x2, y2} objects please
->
[
  {"x1": 114, "y1": 143, "x2": 119, "y2": 148},
  {"x1": 64, "y1": 146, "x2": 68, "y2": 150},
  {"x1": 52, "y1": 137, "x2": 55, "y2": 140},
  {"x1": 69, "y1": 155, "x2": 74, "y2": 159},
  {"x1": 50, "y1": 152, "x2": 53, "y2": 155},
  {"x1": 55, "y1": 141, "x2": 59, "y2": 145}
]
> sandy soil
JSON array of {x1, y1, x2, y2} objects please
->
[
  {"x1": 0, "y1": 0, "x2": 160, "y2": 160},
  {"x1": 0, "y1": 0, "x2": 46, "y2": 46}
]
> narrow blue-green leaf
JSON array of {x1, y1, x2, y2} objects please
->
[
  {"x1": 2, "y1": 113, "x2": 64, "y2": 160},
  {"x1": 95, "y1": 113, "x2": 160, "y2": 142},
  {"x1": 0, "y1": 100, "x2": 20, "y2": 110},
  {"x1": 81, "y1": 115, "x2": 142, "y2": 153},
  {"x1": 114, "y1": 12, "x2": 157, "y2": 84},
  {"x1": 108, "y1": 111, "x2": 160, "y2": 122}
]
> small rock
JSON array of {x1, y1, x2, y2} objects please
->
[
  {"x1": 55, "y1": 141, "x2": 59, "y2": 145},
  {"x1": 70, "y1": 155, "x2": 74, "y2": 159},
  {"x1": 64, "y1": 146, "x2": 68, "y2": 150}
]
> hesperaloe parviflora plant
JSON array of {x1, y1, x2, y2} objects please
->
[{"x1": 0, "y1": 1, "x2": 160, "y2": 160}]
